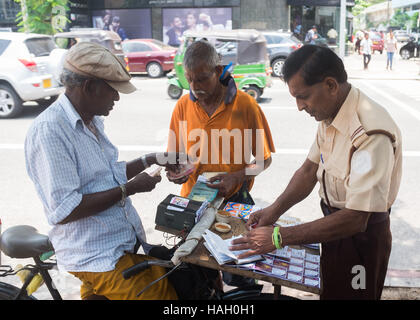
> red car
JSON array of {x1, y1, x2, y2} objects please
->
[
  {"x1": 369, "y1": 32, "x2": 384, "y2": 54},
  {"x1": 122, "y1": 39, "x2": 176, "y2": 78}
]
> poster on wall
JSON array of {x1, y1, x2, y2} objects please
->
[
  {"x1": 92, "y1": 9, "x2": 152, "y2": 40},
  {"x1": 162, "y1": 8, "x2": 233, "y2": 47}
]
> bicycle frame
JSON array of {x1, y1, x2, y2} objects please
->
[{"x1": 0, "y1": 256, "x2": 62, "y2": 300}]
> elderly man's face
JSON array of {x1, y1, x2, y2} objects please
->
[
  {"x1": 84, "y1": 80, "x2": 120, "y2": 117},
  {"x1": 185, "y1": 62, "x2": 222, "y2": 101}
]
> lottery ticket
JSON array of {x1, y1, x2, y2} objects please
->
[
  {"x1": 304, "y1": 277, "x2": 320, "y2": 287},
  {"x1": 287, "y1": 272, "x2": 303, "y2": 283}
]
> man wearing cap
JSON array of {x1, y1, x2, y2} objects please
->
[{"x1": 24, "y1": 42, "x2": 179, "y2": 300}]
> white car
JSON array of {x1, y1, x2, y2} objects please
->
[
  {"x1": 0, "y1": 32, "x2": 67, "y2": 118},
  {"x1": 393, "y1": 30, "x2": 410, "y2": 43}
]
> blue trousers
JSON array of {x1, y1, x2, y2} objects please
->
[{"x1": 387, "y1": 52, "x2": 394, "y2": 69}]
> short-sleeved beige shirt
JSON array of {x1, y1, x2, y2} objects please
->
[{"x1": 307, "y1": 86, "x2": 402, "y2": 212}]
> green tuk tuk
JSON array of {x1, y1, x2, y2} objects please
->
[{"x1": 167, "y1": 29, "x2": 272, "y2": 101}]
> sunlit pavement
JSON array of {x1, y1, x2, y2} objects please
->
[{"x1": 344, "y1": 50, "x2": 420, "y2": 80}]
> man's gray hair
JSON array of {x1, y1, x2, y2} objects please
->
[
  {"x1": 183, "y1": 40, "x2": 221, "y2": 70},
  {"x1": 60, "y1": 68, "x2": 95, "y2": 89}
]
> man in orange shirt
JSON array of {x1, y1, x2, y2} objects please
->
[
  {"x1": 167, "y1": 40, "x2": 275, "y2": 287},
  {"x1": 167, "y1": 40, "x2": 275, "y2": 205}
]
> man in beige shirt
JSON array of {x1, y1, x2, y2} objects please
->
[{"x1": 230, "y1": 45, "x2": 402, "y2": 300}]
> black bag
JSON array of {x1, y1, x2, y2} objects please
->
[{"x1": 148, "y1": 245, "x2": 221, "y2": 300}]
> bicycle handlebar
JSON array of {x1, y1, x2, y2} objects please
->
[{"x1": 122, "y1": 260, "x2": 175, "y2": 279}]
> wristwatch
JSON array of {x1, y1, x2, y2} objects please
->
[{"x1": 119, "y1": 184, "x2": 127, "y2": 207}]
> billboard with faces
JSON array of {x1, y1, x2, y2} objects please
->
[
  {"x1": 162, "y1": 8, "x2": 233, "y2": 47},
  {"x1": 92, "y1": 9, "x2": 152, "y2": 40}
]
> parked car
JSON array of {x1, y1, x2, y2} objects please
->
[
  {"x1": 369, "y1": 32, "x2": 384, "y2": 54},
  {"x1": 399, "y1": 38, "x2": 420, "y2": 60},
  {"x1": 0, "y1": 32, "x2": 65, "y2": 118},
  {"x1": 261, "y1": 31, "x2": 303, "y2": 77},
  {"x1": 409, "y1": 33, "x2": 420, "y2": 41},
  {"x1": 122, "y1": 39, "x2": 176, "y2": 78},
  {"x1": 393, "y1": 30, "x2": 410, "y2": 43}
]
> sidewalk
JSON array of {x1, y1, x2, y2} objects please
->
[{"x1": 343, "y1": 51, "x2": 420, "y2": 81}]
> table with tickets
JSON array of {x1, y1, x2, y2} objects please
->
[
  {"x1": 180, "y1": 216, "x2": 322, "y2": 297},
  {"x1": 154, "y1": 172, "x2": 321, "y2": 298}
]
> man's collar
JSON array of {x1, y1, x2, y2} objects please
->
[
  {"x1": 59, "y1": 93, "x2": 82, "y2": 129},
  {"x1": 329, "y1": 85, "x2": 357, "y2": 135},
  {"x1": 189, "y1": 75, "x2": 237, "y2": 105}
]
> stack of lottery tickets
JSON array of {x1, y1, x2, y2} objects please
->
[{"x1": 253, "y1": 246, "x2": 321, "y2": 288}]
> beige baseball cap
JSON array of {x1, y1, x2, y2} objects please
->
[{"x1": 63, "y1": 42, "x2": 137, "y2": 94}]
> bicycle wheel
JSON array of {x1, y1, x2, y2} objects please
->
[{"x1": 0, "y1": 282, "x2": 36, "y2": 300}]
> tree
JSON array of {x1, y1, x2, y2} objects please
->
[
  {"x1": 352, "y1": 0, "x2": 371, "y2": 17},
  {"x1": 390, "y1": 9, "x2": 410, "y2": 29},
  {"x1": 352, "y1": 0, "x2": 388, "y2": 17},
  {"x1": 14, "y1": 0, "x2": 69, "y2": 35},
  {"x1": 410, "y1": 12, "x2": 419, "y2": 31}
]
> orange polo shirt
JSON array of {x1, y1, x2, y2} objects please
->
[{"x1": 168, "y1": 83, "x2": 275, "y2": 199}]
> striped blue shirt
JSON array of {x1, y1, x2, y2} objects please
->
[{"x1": 24, "y1": 94, "x2": 147, "y2": 272}]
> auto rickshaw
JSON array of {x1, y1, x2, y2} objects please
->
[
  {"x1": 53, "y1": 28, "x2": 127, "y2": 68},
  {"x1": 167, "y1": 29, "x2": 272, "y2": 101}
]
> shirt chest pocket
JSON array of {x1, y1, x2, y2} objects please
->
[{"x1": 321, "y1": 146, "x2": 350, "y2": 203}]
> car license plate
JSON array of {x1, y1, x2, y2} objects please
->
[{"x1": 43, "y1": 79, "x2": 51, "y2": 88}]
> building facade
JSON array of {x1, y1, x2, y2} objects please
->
[
  {"x1": 358, "y1": 1, "x2": 394, "y2": 30},
  {"x1": 392, "y1": 0, "x2": 420, "y2": 15},
  {"x1": 84, "y1": 0, "x2": 290, "y2": 42},
  {"x1": 0, "y1": 0, "x2": 20, "y2": 30},
  {"x1": 1, "y1": 0, "x2": 353, "y2": 42},
  {"x1": 288, "y1": 0, "x2": 353, "y2": 42}
]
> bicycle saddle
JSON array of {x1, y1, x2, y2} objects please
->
[{"x1": 0, "y1": 225, "x2": 53, "y2": 259}]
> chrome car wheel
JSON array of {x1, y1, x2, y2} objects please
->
[
  {"x1": 272, "y1": 58, "x2": 285, "y2": 77},
  {"x1": 147, "y1": 62, "x2": 163, "y2": 78},
  {"x1": 401, "y1": 49, "x2": 411, "y2": 60},
  {"x1": 0, "y1": 85, "x2": 22, "y2": 119}
]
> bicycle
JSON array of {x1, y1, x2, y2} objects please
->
[
  {"x1": 0, "y1": 224, "x2": 292, "y2": 300},
  {"x1": 0, "y1": 225, "x2": 61, "y2": 300}
]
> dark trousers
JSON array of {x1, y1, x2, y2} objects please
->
[
  {"x1": 320, "y1": 201, "x2": 392, "y2": 300},
  {"x1": 363, "y1": 54, "x2": 371, "y2": 69},
  {"x1": 355, "y1": 39, "x2": 361, "y2": 54}
]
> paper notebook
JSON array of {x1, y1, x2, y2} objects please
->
[{"x1": 202, "y1": 229, "x2": 263, "y2": 265}]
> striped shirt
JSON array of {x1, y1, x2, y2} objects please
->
[{"x1": 24, "y1": 94, "x2": 146, "y2": 272}]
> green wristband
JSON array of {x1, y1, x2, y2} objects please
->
[{"x1": 273, "y1": 226, "x2": 282, "y2": 249}]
